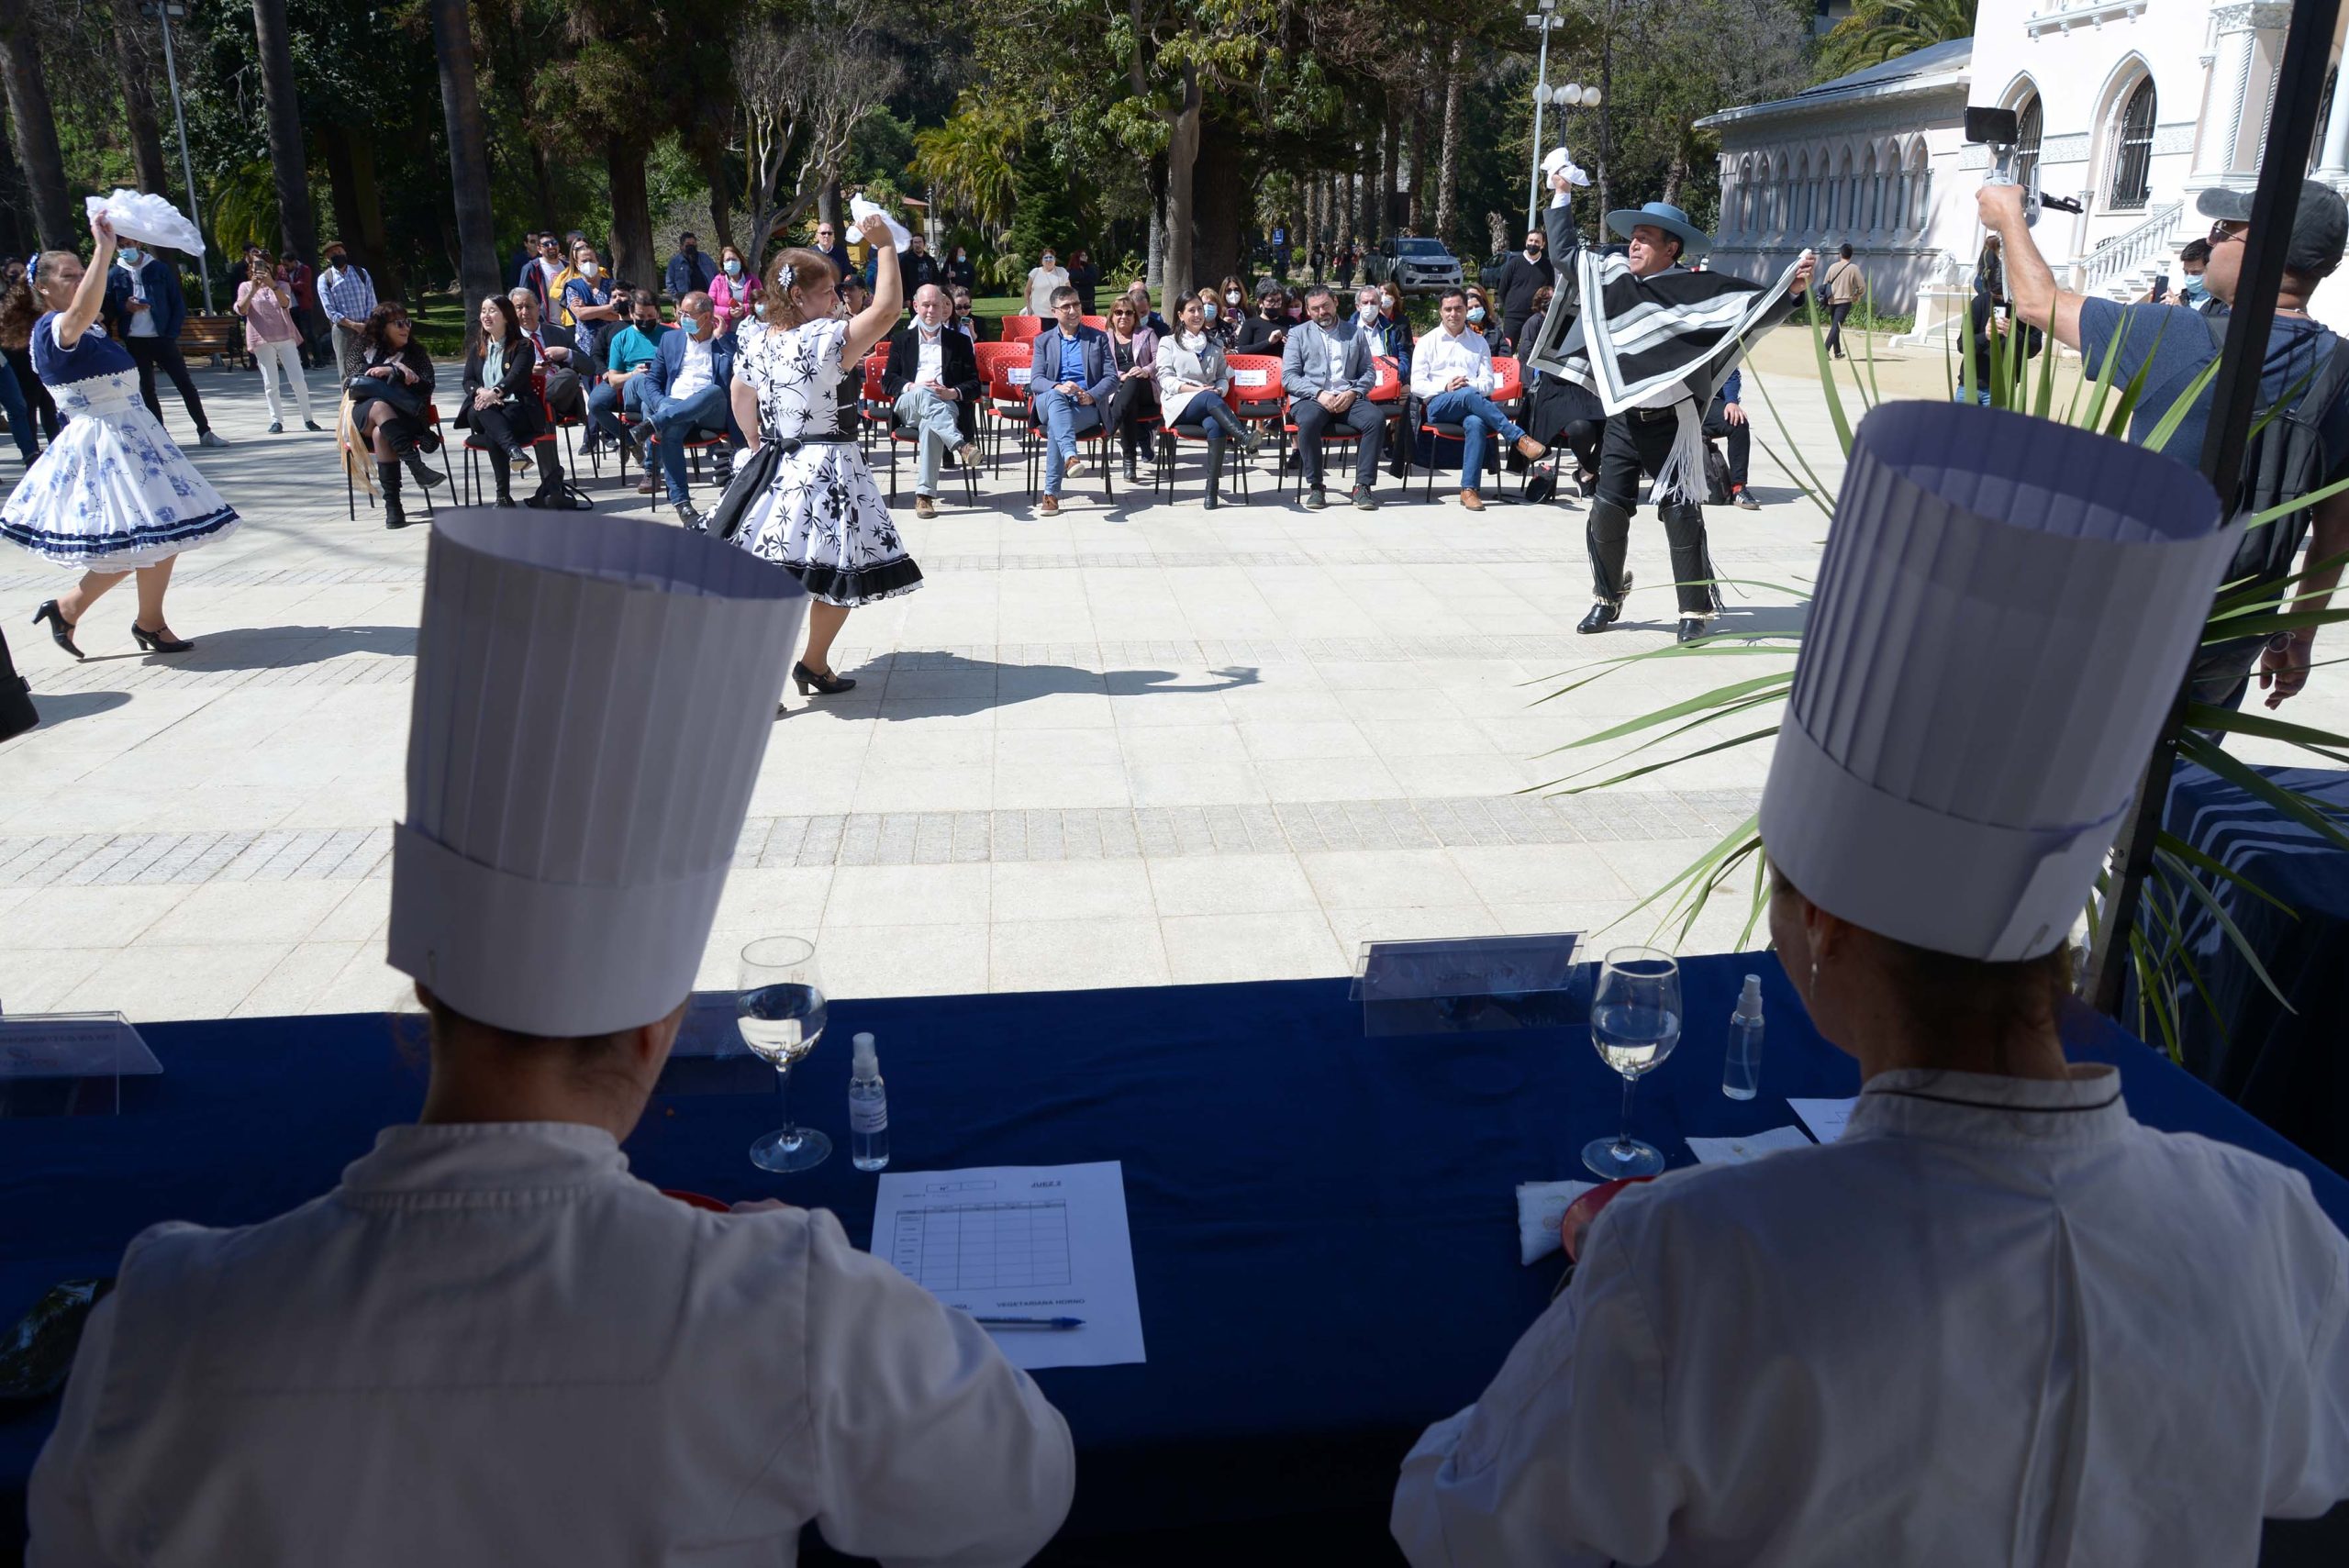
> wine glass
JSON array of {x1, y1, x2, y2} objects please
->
[
  {"x1": 740, "y1": 937, "x2": 830, "y2": 1173},
  {"x1": 1583, "y1": 946, "x2": 1682, "y2": 1179}
]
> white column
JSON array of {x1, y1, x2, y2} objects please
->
[
  {"x1": 2318, "y1": 58, "x2": 2349, "y2": 180},
  {"x1": 2195, "y1": 17, "x2": 2258, "y2": 179}
]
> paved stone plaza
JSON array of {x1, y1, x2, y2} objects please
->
[{"x1": 2, "y1": 340, "x2": 2336, "y2": 1020}]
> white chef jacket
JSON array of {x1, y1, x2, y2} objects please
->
[
  {"x1": 28, "y1": 1121, "x2": 1074, "y2": 1568},
  {"x1": 1393, "y1": 1066, "x2": 2349, "y2": 1567}
]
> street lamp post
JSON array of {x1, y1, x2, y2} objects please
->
[
  {"x1": 146, "y1": 2, "x2": 213, "y2": 313},
  {"x1": 1524, "y1": 2, "x2": 1563, "y2": 234}
]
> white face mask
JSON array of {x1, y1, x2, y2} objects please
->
[
  {"x1": 580, "y1": 261, "x2": 599, "y2": 278},
  {"x1": 1225, "y1": 290, "x2": 1241, "y2": 305},
  {"x1": 1381, "y1": 294, "x2": 1396, "y2": 310},
  {"x1": 1358, "y1": 299, "x2": 1381, "y2": 319}
]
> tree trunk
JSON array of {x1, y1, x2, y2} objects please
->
[
  {"x1": 428, "y1": 0, "x2": 500, "y2": 350},
  {"x1": 324, "y1": 123, "x2": 405, "y2": 301},
  {"x1": 1190, "y1": 117, "x2": 1244, "y2": 288},
  {"x1": 1662, "y1": 148, "x2": 1687, "y2": 208},
  {"x1": 1436, "y1": 39, "x2": 1464, "y2": 244},
  {"x1": 0, "y1": 112, "x2": 30, "y2": 258},
  {"x1": 529, "y1": 145, "x2": 561, "y2": 239},
  {"x1": 1163, "y1": 64, "x2": 1202, "y2": 304},
  {"x1": 1408, "y1": 80, "x2": 1429, "y2": 232},
  {"x1": 251, "y1": 0, "x2": 318, "y2": 267},
  {"x1": 700, "y1": 138, "x2": 735, "y2": 254},
  {"x1": 1146, "y1": 152, "x2": 1166, "y2": 290},
  {"x1": 111, "y1": 13, "x2": 171, "y2": 199},
  {"x1": 1377, "y1": 108, "x2": 1398, "y2": 242},
  {"x1": 608, "y1": 141, "x2": 654, "y2": 295},
  {"x1": 0, "y1": 0, "x2": 70, "y2": 248},
  {"x1": 818, "y1": 178, "x2": 841, "y2": 228}
]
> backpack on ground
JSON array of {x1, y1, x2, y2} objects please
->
[{"x1": 2210, "y1": 316, "x2": 2349, "y2": 592}]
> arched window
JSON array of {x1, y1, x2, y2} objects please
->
[
  {"x1": 1796, "y1": 152, "x2": 1812, "y2": 231},
  {"x1": 1908, "y1": 143, "x2": 1932, "y2": 229},
  {"x1": 2015, "y1": 95, "x2": 2044, "y2": 195},
  {"x1": 1860, "y1": 149, "x2": 1879, "y2": 230},
  {"x1": 2108, "y1": 76, "x2": 2156, "y2": 210}
]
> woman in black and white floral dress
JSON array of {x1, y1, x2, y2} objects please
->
[{"x1": 728, "y1": 213, "x2": 919, "y2": 698}]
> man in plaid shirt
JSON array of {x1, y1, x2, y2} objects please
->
[{"x1": 318, "y1": 240, "x2": 379, "y2": 380}]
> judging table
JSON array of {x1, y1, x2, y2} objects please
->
[{"x1": 7, "y1": 955, "x2": 2348, "y2": 1562}]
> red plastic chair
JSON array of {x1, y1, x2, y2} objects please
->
[
  {"x1": 980, "y1": 347, "x2": 1035, "y2": 464},
  {"x1": 343, "y1": 400, "x2": 452, "y2": 521},
  {"x1": 1281, "y1": 359, "x2": 1402, "y2": 500},
  {"x1": 1001, "y1": 315, "x2": 1044, "y2": 345}
]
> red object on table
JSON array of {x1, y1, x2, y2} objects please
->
[
  {"x1": 1562, "y1": 1177, "x2": 1653, "y2": 1262},
  {"x1": 661, "y1": 1188, "x2": 730, "y2": 1213}
]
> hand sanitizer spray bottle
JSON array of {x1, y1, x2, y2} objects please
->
[
  {"x1": 849, "y1": 1032, "x2": 889, "y2": 1171},
  {"x1": 1722, "y1": 975, "x2": 1764, "y2": 1100}
]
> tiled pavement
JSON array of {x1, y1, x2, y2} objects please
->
[{"x1": 6, "y1": 346, "x2": 2332, "y2": 1020}]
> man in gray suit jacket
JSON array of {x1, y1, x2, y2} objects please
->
[{"x1": 1282, "y1": 284, "x2": 1386, "y2": 509}]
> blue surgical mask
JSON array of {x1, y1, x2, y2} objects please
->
[
  {"x1": 1203, "y1": 302, "x2": 1219, "y2": 321},
  {"x1": 1467, "y1": 306, "x2": 1486, "y2": 324},
  {"x1": 119, "y1": 248, "x2": 141, "y2": 266},
  {"x1": 2181, "y1": 277, "x2": 2209, "y2": 304},
  {"x1": 724, "y1": 259, "x2": 741, "y2": 277}
]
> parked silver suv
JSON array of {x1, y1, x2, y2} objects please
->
[{"x1": 1363, "y1": 236, "x2": 1464, "y2": 296}]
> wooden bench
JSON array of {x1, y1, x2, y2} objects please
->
[{"x1": 179, "y1": 315, "x2": 243, "y2": 368}]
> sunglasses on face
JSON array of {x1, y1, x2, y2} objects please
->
[{"x1": 2209, "y1": 220, "x2": 2246, "y2": 247}]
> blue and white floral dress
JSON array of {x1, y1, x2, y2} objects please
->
[{"x1": 0, "y1": 311, "x2": 238, "y2": 568}]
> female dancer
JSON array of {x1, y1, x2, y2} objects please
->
[
  {"x1": 5, "y1": 211, "x2": 236, "y2": 657},
  {"x1": 728, "y1": 212, "x2": 920, "y2": 701}
]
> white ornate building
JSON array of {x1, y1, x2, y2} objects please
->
[{"x1": 1698, "y1": 4, "x2": 2349, "y2": 334}]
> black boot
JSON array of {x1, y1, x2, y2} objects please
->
[
  {"x1": 376, "y1": 462, "x2": 410, "y2": 529},
  {"x1": 1580, "y1": 498, "x2": 1634, "y2": 632},
  {"x1": 493, "y1": 457, "x2": 513, "y2": 506},
  {"x1": 403, "y1": 448, "x2": 446, "y2": 490},
  {"x1": 1204, "y1": 442, "x2": 1223, "y2": 510},
  {"x1": 1662, "y1": 502, "x2": 1720, "y2": 624}
]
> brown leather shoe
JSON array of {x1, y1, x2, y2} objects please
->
[
  {"x1": 1515, "y1": 434, "x2": 1547, "y2": 462},
  {"x1": 635, "y1": 473, "x2": 658, "y2": 495},
  {"x1": 1459, "y1": 489, "x2": 1486, "y2": 511},
  {"x1": 1040, "y1": 494, "x2": 1060, "y2": 516},
  {"x1": 914, "y1": 495, "x2": 937, "y2": 518}
]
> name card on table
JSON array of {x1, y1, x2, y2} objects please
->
[
  {"x1": 1232, "y1": 368, "x2": 1269, "y2": 388},
  {"x1": 0, "y1": 1012, "x2": 161, "y2": 1119},
  {"x1": 1007, "y1": 366, "x2": 1031, "y2": 385}
]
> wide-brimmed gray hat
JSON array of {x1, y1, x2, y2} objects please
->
[{"x1": 1604, "y1": 201, "x2": 1709, "y2": 261}]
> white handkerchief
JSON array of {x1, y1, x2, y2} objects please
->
[
  {"x1": 849, "y1": 194, "x2": 912, "y2": 253},
  {"x1": 85, "y1": 188, "x2": 204, "y2": 254},
  {"x1": 1540, "y1": 146, "x2": 1592, "y2": 188},
  {"x1": 1516, "y1": 1178, "x2": 1597, "y2": 1265},
  {"x1": 1685, "y1": 1126, "x2": 1814, "y2": 1165}
]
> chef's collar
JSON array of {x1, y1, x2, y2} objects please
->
[
  {"x1": 1847, "y1": 1065, "x2": 2129, "y2": 1148},
  {"x1": 338, "y1": 1121, "x2": 629, "y2": 1203}
]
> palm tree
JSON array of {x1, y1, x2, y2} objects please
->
[
  {"x1": 428, "y1": 0, "x2": 501, "y2": 347},
  {"x1": 913, "y1": 98, "x2": 1021, "y2": 239},
  {"x1": 251, "y1": 0, "x2": 319, "y2": 272},
  {"x1": 0, "y1": 0, "x2": 72, "y2": 248},
  {"x1": 1815, "y1": 0, "x2": 1976, "y2": 79}
]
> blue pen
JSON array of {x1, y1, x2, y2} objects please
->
[{"x1": 974, "y1": 1315, "x2": 1085, "y2": 1330}]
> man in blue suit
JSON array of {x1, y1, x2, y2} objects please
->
[
  {"x1": 103, "y1": 243, "x2": 223, "y2": 446},
  {"x1": 1028, "y1": 286, "x2": 1115, "y2": 512},
  {"x1": 633, "y1": 292, "x2": 738, "y2": 531}
]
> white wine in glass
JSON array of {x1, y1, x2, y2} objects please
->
[
  {"x1": 1583, "y1": 946, "x2": 1682, "y2": 1179},
  {"x1": 740, "y1": 937, "x2": 830, "y2": 1173}
]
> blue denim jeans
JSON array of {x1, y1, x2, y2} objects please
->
[
  {"x1": 1424, "y1": 388, "x2": 1527, "y2": 487},
  {"x1": 1032, "y1": 385, "x2": 1101, "y2": 495},
  {"x1": 641, "y1": 384, "x2": 731, "y2": 505},
  {"x1": 0, "y1": 357, "x2": 34, "y2": 462}
]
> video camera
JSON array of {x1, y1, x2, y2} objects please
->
[{"x1": 1965, "y1": 106, "x2": 2086, "y2": 226}]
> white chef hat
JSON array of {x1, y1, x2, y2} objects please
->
[
  {"x1": 1759, "y1": 402, "x2": 2232, "y2": 962},
  {"x1": 388, "y1": 510, "x2": 806, "y2": 1037}
]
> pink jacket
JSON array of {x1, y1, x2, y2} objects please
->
[{"x1": 709, "y1": 272, "x2": 762, "y2": 327}]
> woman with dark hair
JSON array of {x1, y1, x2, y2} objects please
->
[
  {"x1": 348, "y1": 303, "x2": 443, "y2": 529},
  {"x1": 1101, "y1": 295, "x2": 1159, "y2": 481},
  {"x1": 4, "y1": 211, "x2": 236, "y2": 656},
  {"x1": 235, "y1": 250, "x2": 317, "y2": 433},
  {"x1": 1, "y1": 255, "x2": 61, "y2": 455},
  {"x1": 1155, "y1": 292, "x2": 1259, "y2": 509},
  {"x1": 1394, "y1": 406, "x2": 2349, "y2": 1565},
  {"x1": 709, "y1": 244, "x2": 761, "y2": 333},
  {"x1": 456, "y1": 293, "x2": 551, "y2": 506},
  {"x1": 728, "y1": 215, "x2": 923, "y2": 702}
]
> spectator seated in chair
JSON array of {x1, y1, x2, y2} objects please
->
[
  {"x1": 1281, "y1": 284, "x2": 1385, "y2": 512},
  {"x1": 1409, "y1": 288, "x2": 1543, "y2": 512},
  {"x1": 508, "y1": 287, "x2": 591, "y2": 427},
  {"x1": 884, "y1": 284, "x2": 984, "y2": 518},
  {"x1": 454, "y1": 293, "x2": 565, "y2": 509},
  {"x1": 634, "y1": 291, "x2": 740, "y2": 531},
  {"x1": 1705, "y1": 368, "x2": 1758, "y2": 510},
  {"x1": 1027, "y1": 285, "x2": 1117, "y2": 515},
  {"x1": 588, "y1": 290, "x2": 667, "y2": 460}
]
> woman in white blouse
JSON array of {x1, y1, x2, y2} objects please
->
[{"x1": 1154, "y1": 292, "x2": 1261, "y2": 508}]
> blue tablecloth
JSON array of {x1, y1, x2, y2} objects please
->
[
  {"x1": 2156, "y1": 762, "x2": 2349, "y2": 1176},
  {"x1": 6, "y1": 957, "x2": 2346, "y2": 1561}
]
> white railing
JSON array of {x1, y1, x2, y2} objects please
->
[{"x1": 2078, "y1": 202, "x2": 2183, "y2": 292}]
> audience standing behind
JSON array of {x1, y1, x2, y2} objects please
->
[
  {"x1": 1025, "y1": 248, "x2": 1072, "y2": 318},
  {"x1": 664, "y1": 232, "x2": 718, "y2": 300},
  {"x1": 233, "y1": 254, "x2": 317, "y2": 434},
  {"x1": 318, "y1": 240, "x2": 379, "y2": 382},
  {"x1": 103, "y1": 241, "x2": 224, "y2": 448},
  {"x1": 710, "y1": 245, "x2": 761, "y2": 332}
]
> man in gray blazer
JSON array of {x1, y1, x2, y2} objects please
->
[{"x1": 1282, "y1": 284, "x2": 1386, "y2": 510}]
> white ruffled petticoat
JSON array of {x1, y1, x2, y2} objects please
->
[{"x1": 0, "y1": 370, "x2": 239, "y2": 569}]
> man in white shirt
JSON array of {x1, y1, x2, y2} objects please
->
[
  {"x1": 883, "y1": 283, "x2": 983, "y2": 517},
  {"x1": 28, "y1": 510, "x2": 1076, "y2": 1568},
  {"x1": 1281, "y1": 283, "x2": 1386, "y2": 511},
  {"x1": 1409, "y1": 287, "x2": 1543, "y2": 511},
  {"x1": 1391, "y1": 400, "x2": 2349, "y2": 1568}
]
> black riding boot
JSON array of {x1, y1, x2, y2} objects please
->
[
  {"x1": 1579, "y1": 498, "x2": 1634, "y2": 633},
  {"x1": 1204, "y1": 440, "x2": 1224, "y2": 510},
  {"x1": 1662, "y1": 502, "x2": 1720, "y2": 640},
  {"x1": 376, "y1": 461, "x2": 410, "y2": 529}
]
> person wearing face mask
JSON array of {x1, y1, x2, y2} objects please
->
[
  {"x1": 1337, "y1": 284, "x2": 1413, "y2": 384},
  {"x1": 663, "y1": 231, "x2": 717, "y2": 302},
  {"x1": 1233, "y1": 282, "x2": 1290, "y2": 353},
  {"x1": 1123, "y1": 282, "x2": 1171, "y2": 339},
  {"x1": 708, "y1": 244, "x2": 762, "y2": 334},
  {"x1": 1024, "y1": 248, "x2": 1071, "y2": 320},
  {"x1": 318, "y1": 239, "x2": 379, "y2": 383},
  {"x1": 586, "y1": 290, "x2": 668, "y2": 458},
  {"x1": 2170, "y1": 236, "x2": 2221, "y2": 316},
  {"x1": 948, "y1": 286, "x2": 979, "y2": 341},
  {"x1": 634, "y1": 292, "x2": 740, "y2": 528},
  {"x1": 1193, "y1": 287, "x2": 1235, "y2": 351},
  {"x1": 561, "y1": 244, "x2": 619, "y2": 360},
  {"x1": 1462, "y1": 286, "x2": 1497, "y2": 350},
  {"x1": 103, "y1": 239, "x2": 223, "y2": 447},
  {"x1": 1496, "y1": 228, "x2": 1554, "y2": 356},
  {"x1": 944, "y1": 244, "x2": 976, "y2": 295}
]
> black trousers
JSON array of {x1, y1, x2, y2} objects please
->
[
  {"x1": 1825, "y1": 301, "x2": 1853, "y2": 357},
  {"x1": 1590, "y1": 406, "x2": 1718, "y2": 617},
  {"x1": 1524, "y1": 375, "x2": 1603, "y2": 476},
  {"x1": 125, "y1": 337, "x2": 210, "y2": 436},
  {"x1": 1701, "y1": 395, "x2": 1750, "y2": 488},
  {"x1": 6, "y1": 348, "x2": 57, "y2": 439},
  {"x1": 1104, "y1": 375, "x2": 1157, "y2": 458},
  {"x1": 1290, "y1": 395, "x2": 1386, "y2": 490}
]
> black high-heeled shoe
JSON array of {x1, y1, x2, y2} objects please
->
[
  {"x1": 792, "y1": 661, "x2": 855, "y2": 696},
  {"x1": 129, "y1": 619, "x2": 195, "y2": 653},
  {"x1": 32, "y1": 600, "x2": 82, "y2": 660}
]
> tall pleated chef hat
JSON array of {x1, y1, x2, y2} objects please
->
[
  {"x1": 389, "y1": 510, "x2": 806, "y2": 1036},
  {"x1": 1759, "y1": 401, "x2": 2233, "y2": 962}
]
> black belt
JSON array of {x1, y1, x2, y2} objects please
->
[{"x1": 1628, "y1": 402, "x2": 1688, "y2": 423}]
